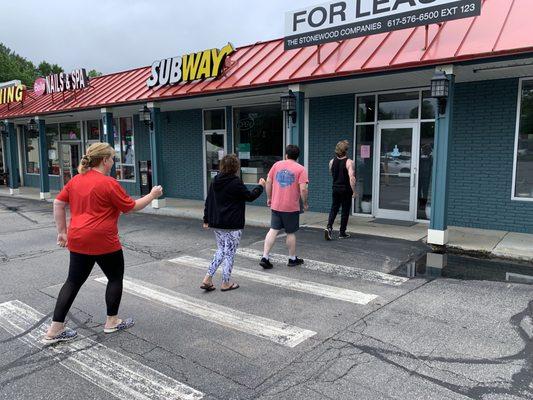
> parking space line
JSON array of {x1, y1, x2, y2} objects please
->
[
  {"x1": 0, "y1": 300, "x2": 204, "y2": 400},
  {"x1": 236, "y1": 248, "x2": 409, "y2": 286},
  {"x1": 169, "y1": 255, "x2": 378, "y2": 305},
  {"x1": 95, "y1": 277, "x2": 316, "y2": 348}
]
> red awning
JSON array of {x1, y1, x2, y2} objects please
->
[{"x1": 1, "y1": 0, "x2": 532, "y2": 119}]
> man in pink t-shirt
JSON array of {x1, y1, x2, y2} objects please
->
[{"x1": 260, "y1": 145, "x2": 309, "y2": 269}]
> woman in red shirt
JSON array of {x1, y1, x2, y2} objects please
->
[{"x1": 43, "y1": 142, "x2": 163, "y2": 344}]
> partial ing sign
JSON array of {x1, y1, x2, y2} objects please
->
[
  {"x1": 0, "y1": 81, "x2": 26, "y2": 105},
  {"x1": 147, "y1": 43, "x2": 235, "y2": 88}
]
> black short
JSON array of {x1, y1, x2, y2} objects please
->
[{"x1": 271, "y1": 210, "x2": 300, "y2": 234}]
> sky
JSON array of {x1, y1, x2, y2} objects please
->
[{"x1": 1, "y1": 0, "x2": 314, "y2": 75}]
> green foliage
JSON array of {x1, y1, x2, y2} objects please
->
[
  {"x1": 36, "y1": 61, "x2": 63, "y2": 77},
  {"x1": 0, "y1": 43, "x2": 38, "y2": 86},
  {"x1": 0, "y1": 42, "x2": 102, "y2": 88},
  {"x1": 87, "y1": 69, "x2": 102, "y2": 78}
]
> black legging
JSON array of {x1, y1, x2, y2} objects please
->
[{"x1": 53, "y1": 249, "x2": 125, "y2": 323}]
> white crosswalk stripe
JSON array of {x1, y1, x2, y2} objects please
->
[
  {"x1": 168, "y1": 255, "x2": 379, "y2": 305},
  {"x1": 236, "y1": 248, "x2": 408, "y2": 286},
  {"x1": 0, "y1": 300, "x2": 204, "y2": 400},
  {"x1": 95, "y1": 277, "x2": 317, "y2": 348}
]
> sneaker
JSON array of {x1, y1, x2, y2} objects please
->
[
  {"x1": 42, "y1": 328, "x2": 78, "y2": 345},
  {"x1": 324, "y1": 227, "x2": 332, "y2": 241},
  {"x1": 287, "y1": 257, "x2": 304, "y2": 267},
  {"x1": 339, "y1": 232, "x2": 351, "y2": 239},
  {"x1": 260, "y1": 257, "x2": 273, "y2": 269}
]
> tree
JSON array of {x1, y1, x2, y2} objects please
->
[
  {"x1": 87, "y1": 69, "x2": 102, "y2": 78},
  {"x1": 0, "y1": 43, "x2": 37, "y2": 86},
  {"x1": 36, "y1": 61, "x2": 63, "y2": 77}
]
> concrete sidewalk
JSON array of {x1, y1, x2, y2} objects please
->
[{"x1": 1, "y1": 186, "x2": 532, "y2": 263}]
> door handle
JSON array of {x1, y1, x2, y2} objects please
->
[{"x1": 412, "y1": 168, "x2": 417, "y2": 188}]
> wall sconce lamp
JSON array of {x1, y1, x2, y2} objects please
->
[
  {"x1": 280, "y1": 90, "x2": 297, "y2": 124},
  {"x1": 430, "y1": 71, "x2": 450, "y2": 115},
  {"x1": 139, "y1": 105, "x2": 153, "y2": 130},
  {"x1": 27, "y1": 118, "x2": 38, "y2": 133},
  {"x1": 0, "y1": 122, "x2": 7, "y2": 137}
]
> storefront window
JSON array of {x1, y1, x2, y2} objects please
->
[
  {"x1": 355, "y1": 125, "x2": 374, "y2": 214},
  {"x1": 418, "y1": 122, "x2": 435, "y2": 219},
  {"x1": 0, "y1": 138, "x2": 4, "y2": 176},
  {"x1": 421, "y1": 91, "x2": 438, "y2": 120},
  {"x1": 357, "y1": 95, "x2": 375, "y2": 123},
  {"x1": 233, "y1": 104, "x2": 283, "y2": 184},
  {"x1": 46, "y1": 124, "x2": 60, "y2": 175},
  {"x1": 113, "y1": 117, "x2": 135, "y2": 181},
  {"x1": 60, "y1": 122, "x2": 81, "y2": 140},
  {"x1": 203, "y1": 109, "x2": 225, "y2": 130},
  {"x1": 378, "y1": 92, "x2": 419, "y2": 120},
  {"x1": 25, "y1": 129, "x2": 40, "y2": 174},
  {"x1": 514, "y1": 80, "x2": 533, "y2": 199},
  {"x1": 87, "y1": 120, "x2": 101, "y2": 141}
]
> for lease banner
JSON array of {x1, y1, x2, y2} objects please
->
[{"x1": 284, "y1": 0, "x2": 481, "y2": 50}]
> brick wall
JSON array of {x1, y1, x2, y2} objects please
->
[
  {"x1": 160, "y1": 109, "x2": 204, "y2": 200},
  {"x1": 448, "y1": 78, "x2": 533, "y2": 233},
  {"x1": 308, "y1": 94, "x2": 355, "y2": 212}
]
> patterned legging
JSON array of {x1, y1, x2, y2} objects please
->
[{"x1": 207, "y1": 230, "x2": 242, "y2": 283}]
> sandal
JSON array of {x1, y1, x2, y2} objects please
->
[
  {"x1": 104, "y1": 317, "x2": 135, "y2": 334},
  {"x1": 42, "y1": 328, "x2": 78, "y2": 345},
  {"x1": 220, "y1": 283, "x2": 240, "y2": 292},
  {"x1": 200, "y1": 283, "x2": 216, "y2": 291}
]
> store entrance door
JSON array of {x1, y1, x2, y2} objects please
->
[
  {"x1": 374, "y1": 122, "x2": 419, "y2": 221},
  {"x1": 60, "y1": 143, "x2": 81, "y2": 187},
  {"x1": 204, "y1": 132, "x2": 226, "y2": 193}
]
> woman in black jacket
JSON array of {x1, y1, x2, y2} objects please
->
[{"x1": 202, "y1": 154, "x2": 265, "y2": 292}]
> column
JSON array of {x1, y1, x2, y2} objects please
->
[
  {"x1": 101, "y1": 108, "x2": 116, "y2": 178},
  {"x1": 287, "y1": 87, "x2": 305, "y2": 163},
  {"x1": 5, "y1": 121, "x2": 20, "y2": 195},
  {"x1": 225, "y1": 106, "x2": 233, "y2": 154},
  {"x1": 148, "y1": 103, "x2": 165, "y2": 208},
  {"x1": 36, "y1": 117, "x2": 50, "y2": 199},
  {"x1": 428, "y1": 73, "x2": 455, "y2": 246}
]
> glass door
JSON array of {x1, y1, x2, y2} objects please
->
[
  {"x1": 205, "y1": 133, "x2": 225, "y2": 191},
  {"x1": 374, "y1": 122, "x2": 419, "y2": 220},
  {"x1": 203, "y1": 109, "x2": 227, "y2": 196},
  {"x1": 60, "y1": 143, "x2": 81, "y2": 186}
]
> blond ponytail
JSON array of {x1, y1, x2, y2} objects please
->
[{"x1": 78, "y1": 142, "x2": 115, "y2": 174}]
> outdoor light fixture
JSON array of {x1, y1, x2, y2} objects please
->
[
  {"x1": 280, "y1": 90, "x2": 297, "y2": 124},
  {"x1": 27, "y1": 118, "x2": 38, "y2": 133},
  {"x1": 139, "y1": 105, "x2": 153, "y2": 130},
  {"x1": 0, "y1": 122, "x2": 6, "y2": 136},
  {"x1": 430, "y1": 71, "x2": 450, "y2": 115}
]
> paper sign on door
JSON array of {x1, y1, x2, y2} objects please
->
[{"x1": 360, "y1": 145, "x2": 370, "y2": 159}]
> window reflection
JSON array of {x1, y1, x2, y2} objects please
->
[
  {"x1": 234, "y1": 104, "x2": 283, "y2": 184},
  {"x1": 378, "y1": 92, "x2": 419, "y2": 120},
  {"x1": 515, "y1": 81, "x2": 533, "y2": 198}
]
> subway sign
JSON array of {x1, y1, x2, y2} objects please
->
[
  {"x1": 146, "y1": 43, "x2": 235, "y2": 89},
  {"x1": 284, "y1": 0, "x2": 481, "y2": 50},
  {"x1": 0, "y1": 83, "x2": 26, "y2": 105}
]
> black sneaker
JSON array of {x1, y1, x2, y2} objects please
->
[
  {"x1": 287, "y1": 257, "x2": 304, "y2": 267},
  {"x1": 339, "y1": 232, "x2": 351, "y2": 239},
  {"x1": 324, "y1": 227, "x2": 332, "y2": 241},
  {"x1": 260, "y1": 257, "x2": 273, "y2": 269}
]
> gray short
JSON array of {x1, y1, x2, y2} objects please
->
[{"x1": 271, "y1": 210, "x2": 300, "y2": 234}]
